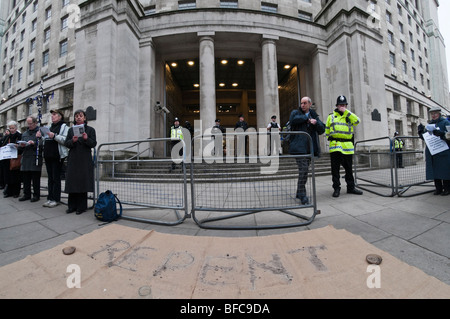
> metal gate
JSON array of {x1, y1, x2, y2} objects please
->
[
  {"x1": 95, "y1": 138, "x2": 189, "y2": 225},
  {"x1": 189, "y1": 131, "x2": 319, "y2": 229},
  {"x1": 354, "y1": 136, "x2": 433, "y2": 197}
]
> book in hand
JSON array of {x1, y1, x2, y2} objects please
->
[
  {"x1": 72, "y1": 124, "x2": 85, "y2": 137},
  {"x1": 16, "y1": 140, "x2": 28, "y2": 146}
]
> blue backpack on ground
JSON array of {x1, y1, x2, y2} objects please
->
[{"x1": 94, "y1": 190, "x2": 122, "y2": 223}]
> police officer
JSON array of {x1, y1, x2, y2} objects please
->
[
  {"x1": 394, "y1": 131, "x2": 404, "y2": 168},
  {"x1": 325, "y1": 95, "x2": 363, "y2": 197},
  {"x1": 170, "y1": 117, "x2": 183, "y2": 170}
]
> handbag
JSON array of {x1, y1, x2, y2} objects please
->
[{"x1": 10, "y1": 155, "x2": 22, "y2": 170}]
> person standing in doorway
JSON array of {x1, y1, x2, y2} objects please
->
[{"x1": 325, "y1": 95, "x2": 363, "y2": 198}]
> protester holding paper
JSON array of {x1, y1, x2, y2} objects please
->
[
  {"x1": 418, "y1": 107, "x2": 450, "y2": 196},
  {"x1": 64, "y1": 109, "x2": 97, "y2": 214},
  {"x1": 36, "y1": 109, "x2": 69, "y2": 208},
  {"x1": 18, "y1": 116, "x2": 43, "y2": 202},
  {"x1": 1, "y1": 121, "x2": 22, "y2": 198}
]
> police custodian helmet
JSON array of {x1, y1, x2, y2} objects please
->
[{"x1": 336, "y1": 95, "x2": 348, "y2": 106}]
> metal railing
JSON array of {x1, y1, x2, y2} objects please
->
[
  {"x1": 95, "y1": 138, "x2": 189, "y2": 225},
  {"x1": 354, "y1": 136, "x2": 433, "y2": 197},
  {"x1": 189, "y1": 131, "x2": 319, "y2": 229}
]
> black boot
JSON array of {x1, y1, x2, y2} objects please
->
[
  {"x1": 332, "y1": 188, "x2": 341, "y2": 198},
  {"x1": 347, "y1": 188, "x2": 363, "y2": 195}
]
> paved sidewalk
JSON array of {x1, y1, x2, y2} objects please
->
[{"x1": 0, "y1": 174, "x2": 449, "y2": 286}]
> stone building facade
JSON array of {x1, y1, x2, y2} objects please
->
[{"x1": 1, "y1": 0, "x2": 449, "y2": 153}]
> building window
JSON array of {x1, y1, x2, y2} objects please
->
[
  {"x1": 32, "y1": 19, "x2": 37, "y2": 31},
  {"x1": 44, "y1": 28, "x2": 51, "y2": 42},
  {"x1": 387, "y1": 31, "x2": 394, "y2": 45},
  {"x1": 18, "y1": 68, "x2": 23, "y2": 82},
  {"x1": 143, "y1": 5, "x2": 156, "y2": 15},
  {"x1": 62, "y1": 0, "x2": 70, "y2": 7},
  {"x1": 61, "y1": 15, "x2": 68, "y2": 31},
  {"x1": 178, "y1": 0, "x2": 196, "y2": 10},
  {"x1": 402, "y1": 60, "x2": 407, "y2": 74},
  {"x1": 45, "y1": 6, "x2": 52, "y2": 20},
  {"x1": 43, "y1": 51, "x2": 49, "y2": 67},
  {"x1": 60, "y1": 40, "x2": 68, "y2": 57},
  {"x1": 220, "y1": 0, "x2": 238, "y2": 8},
  {"x1": 29, "y1": 60, "x2": 35, "y2": 75},
  {"x1": 30, "y1": 38, "x2": 36, "y2": 52},
  {"x1": 389, "y1": 52, "x2": 396, "y2": 67},
  {"x1": 298, "y1": 11, "x2": 312, "y2": 21},
  {"x1": 261, "y1": 2, "x2": 277, "y2": 13},
  {"x1": 393, "y1": 94, "x2": 400, "y2": 111}
]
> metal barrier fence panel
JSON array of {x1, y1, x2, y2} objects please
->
[
  {"x1": 354, "y1": 136, "x2": 433, "y2": 197},
  {"x1": 393, "y1": 136, "x2": 434, "y2": 197},
  {"x1": 95, "y1": 138, "x2": 188, "y2": 225},
  {"x1": 190, "y1": 131, "x2": 319, "y2": 230}
]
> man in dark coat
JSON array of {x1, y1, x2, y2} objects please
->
[
  {"x1": 418, "y1": 106, "x2": 450, "y2": 196},
  {"x1": 289, "y1": 97, "x2": 325, "y2": 204},
  {"x1": 18, "y1": 116, "x2": 43, "y2": 202},
  {"x1": 64, "y1": 109, "x2": 97, "y2": 214}
]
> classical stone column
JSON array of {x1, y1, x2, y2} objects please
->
[
  {"x1": 255, "y1": 55, "x2": 265, "y2": 130},
  {"x1": 198, "y1": 32, "x2": 216, "y2": 133},
  {"x1": 261, "y1": 35, "x2": 280, "y2": 129}
]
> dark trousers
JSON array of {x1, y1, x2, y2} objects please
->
[
  {"x1": 22, "y1": 171, "x2": 41, "y2": 199},
  {"x1": 330, "y1": 152, "x2": 355, "y2": 190},
  {"x1": 434, "y1": 179, "x2": 450, "y2": 192},
  {"x1": 68, "y1": 192, "x2": 88, "y2": 213},
  {"x1": 296, "y1": 158, "x2": 311, "y2": 197},
  {"x1": 45, "y1": 158, "x2": 64, "y2": 202},
  {"x1": 1, "y1": 160, "x2": 21, "y2": 196},
  {"x1": 395, "y1": 149, "x2": 403, "y2": 168}
]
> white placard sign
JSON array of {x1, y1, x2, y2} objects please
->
[
  {"x1": 423, "y1": 132, "x2": 449, "y2": 156},
  {"x1": 0, "y1": 145, "x2": 18, "y2": 160}
]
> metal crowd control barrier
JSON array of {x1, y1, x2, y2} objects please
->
[
  {"x1": 95, "y1": 138, "x2": 189, "y2": 225},
  {"x1": 354, "y1": 136, "x2": 433, "y2": 197},
  {"x1": 189, "y1": 131, "x2": 319, "y2": 230}
]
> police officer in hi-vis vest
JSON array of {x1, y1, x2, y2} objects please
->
[
  {"x1": 394, "y1": 131, "x2": 404, "y2": 168},
  {"x1": 170, "y1": 117, "x2": 184, "y2": 171},
  {"x1": 325, "y1": 95, "x2": 363, "y2": 198}
]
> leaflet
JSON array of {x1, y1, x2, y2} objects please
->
[
  {"x1": 40, "y1": 126, "x2": 51, "y2": 138},
  {"x1": 72, "y1": 124, "x2": 85, "y2": 137}
]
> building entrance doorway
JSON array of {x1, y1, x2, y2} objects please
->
[{"x1": 164, "y1": 57, "x2": 298, "y2": 132}]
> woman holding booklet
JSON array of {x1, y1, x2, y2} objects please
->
[{"x1": 64, "y1": 109, "x2": 97, "y2": 214}]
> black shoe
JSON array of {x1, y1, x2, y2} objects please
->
[
  {"x1": 19, "y1": 196, "x2": 31, "y2": 201},
  {"x1": 347, "y1": 188, "x2": 363, "y2": 195},
  {"x1": 66, "y1": 209, "x2": 76, "y2": 214},
  {"x1": 3, "y1": 194, "x2": 12, "y2": 198},
  {"x1": 76, "y1": 210, "x2": 86, "y2": 215},
  {"x1": 441, "y1": 190, "x2": 449, "y2": 196},
  {"x1": 300, "y1": 196, "x2": 309, "y2": 205},
  {"x1": 332, "y1": 188, "x2": 340, "y2": 198},
  {"x1": 433, "y1": 190, "x2": 442, "y2": 195},
  {"x1": 30, "y1": 197, "x2": 40, "y2": 202}
]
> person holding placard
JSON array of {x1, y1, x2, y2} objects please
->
[
  {"x1": 1, "y1": 121, "x2": 22, "y2": 198},
  {"x1": 418, "y1": 107, "x2": 450, "y2": 196}
]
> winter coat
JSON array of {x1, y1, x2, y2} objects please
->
[
  {"x1": 41, "y1": 121, "x2": 69, "y2": 159},
  {"x1": 288, "y1": 108, "x2": 325, "y2": 156},
  {"x1": 64, "y1": 124, "x2": 97, "y2": 193},
  {"x1": 20, "y1": 126, "x2": 43, "y2": 172},
  {"x1": 420, "y1": 116, "x2": 450, "y2": 180}
]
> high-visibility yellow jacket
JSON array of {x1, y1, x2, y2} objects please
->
[
  {"x1": 394, "y1": 138, "x2": 403, "y2": 150},
  {"x1": 170, "y1": 126, "x2": 183, "y2": 140},
  {"x1": 325, "y1": 109, "x2": 360, "y2": 155}
]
